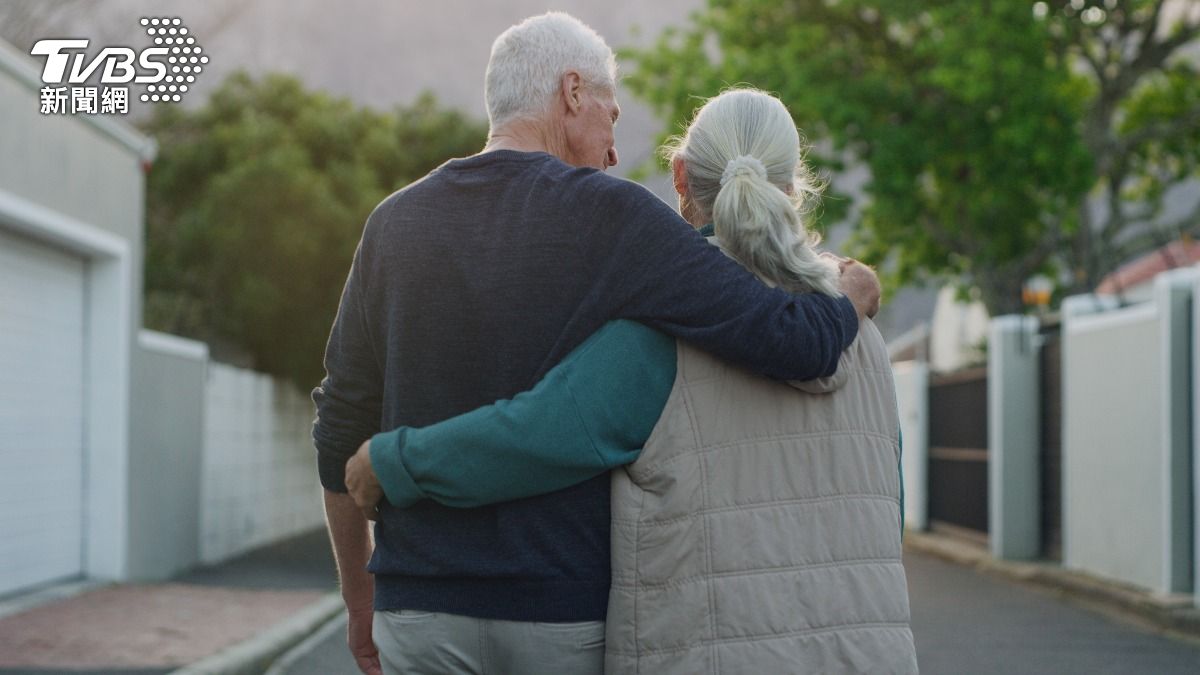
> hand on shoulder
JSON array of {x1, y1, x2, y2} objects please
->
[{"x1": 829, "y1": 254, "x2": 881, "y2": 320}]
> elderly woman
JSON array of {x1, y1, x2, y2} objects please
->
[{"x1": 348, "y1": 88, "x2": 917, "y2": 674}]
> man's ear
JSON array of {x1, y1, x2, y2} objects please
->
[
  {"x1": 672, "y1": 156, "x2": 689, "y2": 197},
  {"x1": 560, "y1": 71, "x2": 584, "y2": 114}
]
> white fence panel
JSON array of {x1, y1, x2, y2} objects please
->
[
  {"x1": 1195, "y1": 270, "x2": 1200, "y2": 606},
  {"x1": 1062, "y1": 271, "x2": 1195, "y2": 595},
  {"x1": 200, "y1": 363, "x2": 323, "y2": 564},
  {"x1": 129, "y1": 330, "x2": 208, "y2": 580},
  {"x1": 893, "y1": 360, "x2": 929, "y2": 531}
]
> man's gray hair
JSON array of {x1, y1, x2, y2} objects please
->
[
  {"x1": 485, "y1": 12, "x2": 618, "y2": 130},
  {"x1": 664, "y1": 88, "x2": 840, "y2": 297}
]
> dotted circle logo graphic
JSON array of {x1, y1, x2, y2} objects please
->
[{"x1": 138, "y1": 17, "x2": 207, "y2": 103}]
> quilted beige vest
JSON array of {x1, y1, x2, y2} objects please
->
[{"x1": 605, "y1": 318, "x2": 918, "y2": 674}]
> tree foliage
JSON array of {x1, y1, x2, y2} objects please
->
[
  {"x1": 143, "y1": 72, "x2": 488, "y2": 386},
  {"x1": 623, "y1": 0, "x2": 1200, "y2": 314}
]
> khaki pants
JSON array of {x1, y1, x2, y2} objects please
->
[{"x1": 373, "y1": 610, "x2": 605, "y2": 675}]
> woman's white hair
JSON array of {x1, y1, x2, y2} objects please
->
[
  {"x1": 485, "y1": 13, "x2": 618, "y2": 130},
  {"x1": 664, "y1": 88, "x2": 840, "y2": 297}
]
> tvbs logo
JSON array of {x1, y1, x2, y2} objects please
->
[{"x1": 31, "y1": 17, "x2": 207, "y2": 114}]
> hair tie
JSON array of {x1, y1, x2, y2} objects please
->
[{"x1": 720, "y1": 155, "x2": 768, "y2": 187}]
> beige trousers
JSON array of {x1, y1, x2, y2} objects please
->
[{"x1": 373, "y1": 609, "x2": 605, "y2": 675}]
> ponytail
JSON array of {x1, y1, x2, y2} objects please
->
[{"x1": 712, "y1": 155, "x2": 839, "y2": 296}]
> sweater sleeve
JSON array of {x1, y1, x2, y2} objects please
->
[
  {"x1": 369, "y1": 320, "x2": 677, "y2": 509},
  {"x1": 311, "y1": 209, "x2": 387, "y2": 493},
  {"x1": 575, "y1": 177, "x2": 859, "y2": 381}
]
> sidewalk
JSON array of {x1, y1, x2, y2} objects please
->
[{"x1": 0, "y1": 529, "x2": 341, "y2": 675}]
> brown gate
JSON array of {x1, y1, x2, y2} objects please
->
[{"x1": 927, "y1": 367, "x2": 989, "y2": 541}]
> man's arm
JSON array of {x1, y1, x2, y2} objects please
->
[
  {"x1": 577, "y1": 177, "x2": 877, "y2": 381},
  {"x1": 312, "y1": 226, "x2": 385, "y2": 674},
  {"x1": 345, "y1": 320, "x2": 675, "y2": 510},
  {"x1": 323, "y1": 491, "x2": 381, "y2": 675},
  {"x1": 312, "y1": 239, "x2": 384, "y2": 493}
]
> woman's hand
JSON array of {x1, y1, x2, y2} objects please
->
[{"x1": 346, "y1": 439, "x2": 384, "y2": 521}]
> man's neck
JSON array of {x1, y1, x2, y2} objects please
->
[{"x1": 483, "y1": 118, "x2": 567, "y2": 159}]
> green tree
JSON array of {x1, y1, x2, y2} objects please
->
[
  {"x1": 143, "y1": 72, "x2": 488, "y2": 386},
  {"x1": 624, "y1": 0, "x2": 1200, "y2": 314}
]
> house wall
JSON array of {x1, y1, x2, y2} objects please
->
[
  {"x1": 0, "y1": 39, "x2": 153, "y2": 333},
  {"x1": 0, "y1": 38, "x2": 149, "y2": 585}
]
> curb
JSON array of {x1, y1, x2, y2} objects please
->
[
  {"x1": 169, "y1": 592, "x2": 344, "y2": 675},
  {"x1": 905, "y1": 531, "x2": 1200, "y2": 637},
  {"x1": 263, "y1": 612, "x2": 348, "y2": 675},
  {"x1": 0, "y1": 579, "x2": 108, "y2": 622}
]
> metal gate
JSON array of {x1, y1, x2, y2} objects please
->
[
  {"x1": 1039, "y1": 322, "x2": 1063, "y2": 561},
  {"x1": 927, "y1": 367, "x2": 988, "y2": 540}
]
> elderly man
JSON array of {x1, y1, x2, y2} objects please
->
[{"x1": 312, "y1": 12, "x2": 879, "y2": 675}]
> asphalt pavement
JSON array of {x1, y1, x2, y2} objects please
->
[
  {"x1": 275, "y1": 549, "x2": 1200, "y2": 675},
  {"x1": 906, "y1": 551, "x2": 1200, "y2": 674}
]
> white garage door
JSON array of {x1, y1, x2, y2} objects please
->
[{"x1": 0, "y1": 226, "x2": 86, "y2": 595}]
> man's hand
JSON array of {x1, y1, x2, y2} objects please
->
[
  {"x1": 346, "y1": 439, "x2": 384, "y2": 521},
  {"x1": 835, "y1": 258, "x2": 881, "y2": 320},
  {"x1": 347, "y1": 605, "x2": 382, "y2": 675},
  {"x1": 324, "y1": 489, "x2": 379, "y2": 675}
]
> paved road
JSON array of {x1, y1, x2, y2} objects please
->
[
  {"x1": 176, "y1": 529, "x2": 338, "y2": 591},
  {"x1": 906, "y1": 552, "x2": 1200, "y2": 674},
  {"x1": 276, "y1": 550, "x2": 1200, "y2": 674}
]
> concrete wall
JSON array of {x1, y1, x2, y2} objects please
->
[
  {"x1": 1194, "y1": 271, "x2": 1200, "y2": 606},
  {"x1": 988, "y1": 316, "x2": 1041, "y2": 560},
  {"x1": 200, "y1": 363, "x2": 324, "y2": 565},
  {"x1": 893, "y1": 360, "x2": 930, "y2": 531},
  {"x1": 1062, "y1": 271, "x2": 1195, "y2": 595},
  {"x1": 129, "y1": 335, "x2": 324, "y2": 573},
  {"x1": 127, "y1": 331, "x2": 208, "y2": 581}
]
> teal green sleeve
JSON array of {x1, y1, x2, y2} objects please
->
[{"x1": 369, "y1": 320, "x2": 677, "y2": 508}]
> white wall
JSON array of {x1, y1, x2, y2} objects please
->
[
  {"x1": 988, "y1": 316, "x2": 1041, "y2": 560},
  {"x1": 200, "y1": 363, "x2": 325, "y2": 564},
  {"x1": 1195, "y1": 271, "x2": 1200, "y2": 606},
  {"x1": 929, "y1": 286, "x2": 990, "y2": 373},
  {"x1": 0, "y1": 38, "x2": 151, "y2": 588},
  {"x1": 128, "y1": 331, "x2": 208, "y2": 580},
  {"x1": 1062, "y1": 272, "x2": 1195, "y2": 595},
  {"x1": 893, "y1": 360, "x2": 929, "y2": 531}
]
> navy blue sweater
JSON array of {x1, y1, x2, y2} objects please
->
[{"x1": 311, "y1": 150, "x2": 859, "y2": 621}]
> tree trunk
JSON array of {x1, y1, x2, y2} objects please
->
[{"x1": 974, "y1": 270, "x2": 1027, "y2": 318}]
